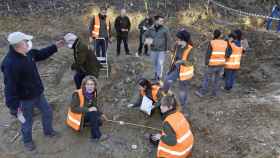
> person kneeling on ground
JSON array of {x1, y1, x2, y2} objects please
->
[
  {"x1": 150, "y1": 94, "x2": 194, "y2": 158},
  {"x1": 127, "y1": 78, "x2": 162, "y2": 115},
  {"x1": 66, "y1": 75, "x2": 109, "y2": 142}
]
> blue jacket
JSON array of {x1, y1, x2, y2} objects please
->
[{"x1": 1, "y1": 45, "x2": 57, "y2": 115}]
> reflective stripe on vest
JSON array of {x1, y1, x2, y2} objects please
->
[
  {"x1": 157, "y1": 111, "x2": 194, "y2": 158},
  {"x1": 157, "y1": 145, "x2": 193, "y2": 157},
  {"x1": 92, "y1": 15, "x2": 110, "y2": 38},
  {"x1": 66, "y1": 89, "x2": 84, "y2": 131},
  {"x1": 209, "y1": 40, "x2": 227, "y2": 66},
  {"x1": 179, "y1": 45, "x2": 194, "y2": 81},
  {"x1": 225, "y1": 42, "x2": 243, "y2": 70}
]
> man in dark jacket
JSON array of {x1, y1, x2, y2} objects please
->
[
  {"x1": 64, "y1": 33, "x2": 102, "y2": 89},
  {"x1": 1, "y1": 32, "x2": 64, "y2": 151},
  {"x1": 143, "y1": 15, "x2": 171, "y2": 80},
  {"x1": 137, "y1": 14, "x2": 153, "y2": 56},
  {"x1": 114, "y1": 8, "x2": 131, "y2": 56},
  {"x1": 89, "y1": 6, "x2": 112, "y2": 61}
]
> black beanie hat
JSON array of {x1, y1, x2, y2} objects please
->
[
  {"x1": 176, "y1": 29, "x2": 190, "y2": 42},
  {"x1": 138, "y1": 78, "x2": 149, "y2": 87}
]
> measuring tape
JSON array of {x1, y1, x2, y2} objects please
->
[{"x1": 106, "y1": 119, "x2": 161, "y2": 131}]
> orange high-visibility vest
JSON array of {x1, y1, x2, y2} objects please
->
[
  {"x1": 140, "y1": 84, "x2": 160, "y2": 103},
  {"x1": 179, "y1": 45, "x2": 194, "y2": 81},
  {"x1": 66, "y1": 89, "x2": 97, "y2": 131},
  {"x1": 157, "y1": 111, "x2": 194, "y2": 158},
  {"x1": 66, "y1": 89, "x2": 84, "y2": 131},
  {"x1": 91, "y1": 15, "x2": 110, "y2": 38},
  {"x1": 209, "y1": 39, "x2": 228, "y2": 66},
  {"x1": 225, "y1": 42, "x2": 243, "y2": 70}
]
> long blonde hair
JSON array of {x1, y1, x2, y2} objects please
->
[{"x1": 80, "y1": 75, "x2": 98, "y2": 93}]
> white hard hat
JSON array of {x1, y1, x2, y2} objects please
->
[{"x1": 7, "y1": 32, "x2": 33, "y2": 45}]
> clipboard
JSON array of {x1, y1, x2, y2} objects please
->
[{"x1": 140, "y1": 96, "x2": 154, "y2": 115}]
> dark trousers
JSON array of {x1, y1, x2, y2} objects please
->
[
  {"x1": 96, "y1": 38, "x2": 108, "y2": 57},
  {"x1": 224, "y1": 69, "x2": 237, "y2": 90},
  {"x1": 117, "y1": 36, "x2": 129, "y2": 55},
  {"x1": 74, "y1": 72, "x2": 86, "y2": 89},
  {"x1": 20, "y1": 94, "x2": 54, "y2": 144},
  {"x1": 138, "y1": 33, "x2": 148, "y2": 55},
  {"x1": 84, "y1": 111, "x2": 102, "y2": 139}
]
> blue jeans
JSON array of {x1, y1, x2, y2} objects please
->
[
  {"x1": 163, "y1": 67, "x2": 189, "y2": 106},
  {"x1": 199, "y1": 66, "x2": 223, "y2": 96},
  {"x1": 151, "y1": 51, "x2": 166, "y2": 79},
  {"x1": 84, "y1": 111, "x2": 102, "y2": 139},
  {"x1": 20, "y1": 94, "x2": 54, "y2": 144},
  {"x1": 95, "y1": 38, "x2": 108, "y2": 57},
  {"x1": 224, "y1": 69, "x2": 237, "y2": 90},
  {"x1": 74, "y1": 72, "x2": 86, "y2": 89},
  {"x1": 266, "y1": 9, "x2": 280, "y2": 31}
]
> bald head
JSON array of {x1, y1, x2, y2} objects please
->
[{"x1": 121, "y1": 8, "x2": 126, "y2": 17}]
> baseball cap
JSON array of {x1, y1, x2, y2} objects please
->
[{"x1": 7, "y1": 32, "x2": 33, "y2": 45}]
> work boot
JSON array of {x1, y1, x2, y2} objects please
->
[
  {"x1": 24, "y1": 141, "x2": 36, "y2": 151},
  {"x1": 45, "y1": 130, "x2": 61, "y2": 138}
]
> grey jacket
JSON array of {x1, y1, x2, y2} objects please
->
[{"x1": 143, "y1": 25, "x2": 171, "y2": 52}]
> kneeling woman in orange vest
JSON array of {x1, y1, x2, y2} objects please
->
[
  {"x1": 151, "y1": 95, "x2": 194, "y2": 158},
  {"x1": 162, "y1": 29, "x2": 194, "y2": 112},
  {"x1": 127, "y1": 78, "x2": 161, "y2": 110},
  {"x1": 66, "y1": 75, "x2": 108, "y2": 141},
  {"x1": 224, "y1": 29, "x2": 245, "y2": 91}
]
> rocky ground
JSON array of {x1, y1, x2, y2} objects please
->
[{"x1": 0, "y1": 1, "x2": 280, "y2": 158}]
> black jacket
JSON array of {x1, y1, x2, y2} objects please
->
[
  {"x1": 138, "y1": 18, "x2": 153, "y2": 34},
  {"x1": 1, "y1": 45, "x2": 57, "y2": 114},
  {"x1": 114, "y1": 15, "x2": 131, "y2": 37}
]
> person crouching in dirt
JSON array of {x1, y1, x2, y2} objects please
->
[
  {"x1": 127, "y1": 78, "x2": 162, "y2": 115},
  {"x1": 66, "y1": 75, "x2": 109, "y2": 142},
  {"x1": 224, "y1": 29, "x2": 245, "y2": 91},
  {"x1": 1, "y1": 32, "x2": 64, "y2": 151},
  {"x1": 161, "y1": 29, "x2": 194, "y2": 115},
  {"x1": 150, "y1": 94, "x2": 194, "y2": 158},
  {"x1": 195, "y1": 29, "x2": 230, "y2": 97},
  {"x1": 64, "y1": 33, "x2": 102, "y2": 89}
]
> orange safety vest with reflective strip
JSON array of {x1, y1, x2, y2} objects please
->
[
  {"x1": 140, "y1": 84, "x2": 160, "y2": 103},
  {"x1": 92, "y1": 15, "x2": 110, "y2": 38},
  {"x1": 209, "y1": 39, "x2": 228, "y2": 66},
  {"x1": 179, "y1": 45, "x2": 194, "y2": 81},
  {"x1": 157, "y1": 111, "x2": 194, "y2": 158},
  {"x1": 66, "y1": 89, "x2": 97, "y2": 131},
  {"x1": 225, "y1": 42, "x2": 243, "y2": 70}
]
